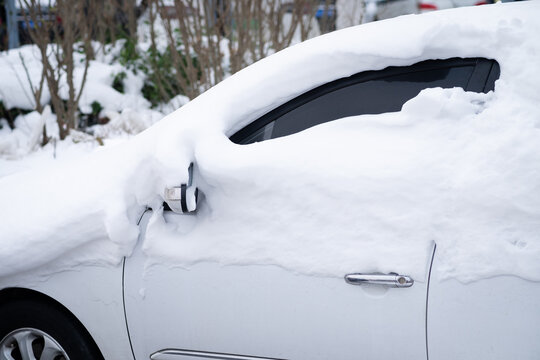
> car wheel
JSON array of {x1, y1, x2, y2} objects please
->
[{"x1": 0, "y1": 299, "x2": 103, "y2": 360}]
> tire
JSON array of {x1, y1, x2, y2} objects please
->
[{"x1": 0, "y1": 298, "x2": 103, "y2": 360}]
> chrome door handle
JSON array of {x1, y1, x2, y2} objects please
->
[{"x1": 344, "y1": 273, "x2": 414, "y2": 288}]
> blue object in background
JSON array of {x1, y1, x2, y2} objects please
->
[
  {"x1": 20, "y1": 20, "x2": 41, "y2": 30},
  {"x1": 315, "y1": 6, "x2": 335, "y2": 19},
  {"x1": 5, "y1": 0, "x2": 19, "y2": 49}
]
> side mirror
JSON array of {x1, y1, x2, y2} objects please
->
[{"x1": 164, "y1": 163, "x2": 199, "y2": 214}]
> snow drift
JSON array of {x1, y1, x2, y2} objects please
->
[{"x1": 0, "y1": 2, "x2": 539, "y2": 282}]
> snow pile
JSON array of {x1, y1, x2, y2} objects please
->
[
  {"x1": 77, "y1": 59, "x2": 150, "y2": 116},
  {"x1": 0, "y1": 41, "x2": 164, "y2": 159},
  {"x1": 0, "y1": 46, "x2": 51, "y2": 110},
  {"x1": 1, "y1": 2, "x2": 539, "y2": 282},
  {"x1": 0, "y1": 42, "x2": 150, "y2": 113},
  {"x1": 145, "y1": 86, "x2": 540, "y2": 282},
  {"x1": 0, "y1": 108, "x2": 51, "y2": 159}
]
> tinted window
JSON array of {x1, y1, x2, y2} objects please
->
[{"x1": 232, "y1": 58, "x2": 496, "y2": 144}]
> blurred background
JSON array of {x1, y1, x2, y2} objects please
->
[{"x1": 0, "y1": 0, "x2": 505, "y2": 160}]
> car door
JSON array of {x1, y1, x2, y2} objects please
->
[
  {"x1": 124, "y1": 58, "x2": 498, "y2": 360},
  {"x1": 427, "y1": 249, "x2": 540, "y2": 360}
]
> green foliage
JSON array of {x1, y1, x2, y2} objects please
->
[
  {"x1": 91, "y1": 101, "x2": 103, "y2": 115},
  {"x1": 117, "y1": 38, "x2": 140, "y2": 70},
  {"x1": 78, "y1": 101, "x2": 104, "y2": 129},
  {"x1": 112, "y1": 71, "x2": 127, "y2": 93},
  {"x1": 141, "y1": 81, "x2": 163, "y2": 108},
  {"x1": 142, "y1": 46, "x2": 201, "y2": 107},
  {"x1": 113, "y1": 36, "x2": 202, "y2": 107},
  {"x1": 142, "y1": 47, "x2": 180, "y2": 107}
]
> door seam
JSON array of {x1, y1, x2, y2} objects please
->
[{"x1": 425, "y1": 242, "x2": 437, "y2": 360}]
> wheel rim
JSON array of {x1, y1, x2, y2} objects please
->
[{"x1": 0, "y1": 328, "x2": 70, "y2": 360}]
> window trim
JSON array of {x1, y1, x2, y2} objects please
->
[{"x1": 230, "y1": 57, "x2": 498, "y2": 144}]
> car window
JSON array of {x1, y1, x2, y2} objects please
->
[{"x1": 231, "y1": 58, "x2": 499, "y2": 144}]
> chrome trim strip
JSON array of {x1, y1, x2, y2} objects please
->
[{"x1": 150, "y1": 349, "x2": 287, "y2": 360}]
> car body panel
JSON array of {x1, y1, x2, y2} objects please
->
[
  {"x1": 124, "y1": 202, "x2": 432, "y2": 360},
  {"x1": 428, "y1": 251, "x2": 540, "y2": 360},
  {"x1": 0, "y1": 264, "x2": 133, "y2": 360},
  {"x1": 125, "y1": 56, "x2": 497, "y2": 360}
]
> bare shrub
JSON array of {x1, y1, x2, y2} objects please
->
[
  {"x1": 148, "y1": 0, "x2": 327, "y2": 101},
  {"x1": 19, "y1": 0, "x2": 93, "y2": 140},
  {"x1": 89, "y1": 0, "x2": 141, "y2": 48}
]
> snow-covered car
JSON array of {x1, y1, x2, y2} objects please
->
[{"x1": 1, "y1": 2, "x2": 540, "y2": 360}]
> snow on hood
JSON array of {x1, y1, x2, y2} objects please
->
[{"x1": 1, "y1": 2, "x2": 539, "y2": 281}]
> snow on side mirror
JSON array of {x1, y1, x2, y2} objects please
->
[{"x1": 164, "y1": 163, "x2": 198, "y2": 214}]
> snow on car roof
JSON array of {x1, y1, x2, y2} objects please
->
[{"x1": 1, "y1": 2, "x2": 539, "y2": 281}]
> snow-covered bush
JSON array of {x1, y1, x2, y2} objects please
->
[
  {"x1": 151, "y1": 0, "x2": 324, "y2": 99},
  {"x1": 0, "y1": 0, "x2": 353, "y2": 159}
]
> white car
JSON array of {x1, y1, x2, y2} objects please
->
[{"x1": 1, "y1": 2, "x2": 540, "y2": 360}]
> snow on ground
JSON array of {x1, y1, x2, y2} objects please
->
[
  {"x1": 0, "y1": 45, "x2": 50, "y2": 110},
  {"x1": 0, "y1": 40, "x2": 167, "y2": 161},
  {"x1": 1, "y1": 2, "x2": 540, "y2": 282},
  {"x1": 0, "y1": 41, "x2": 145, "y2": 113}
]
